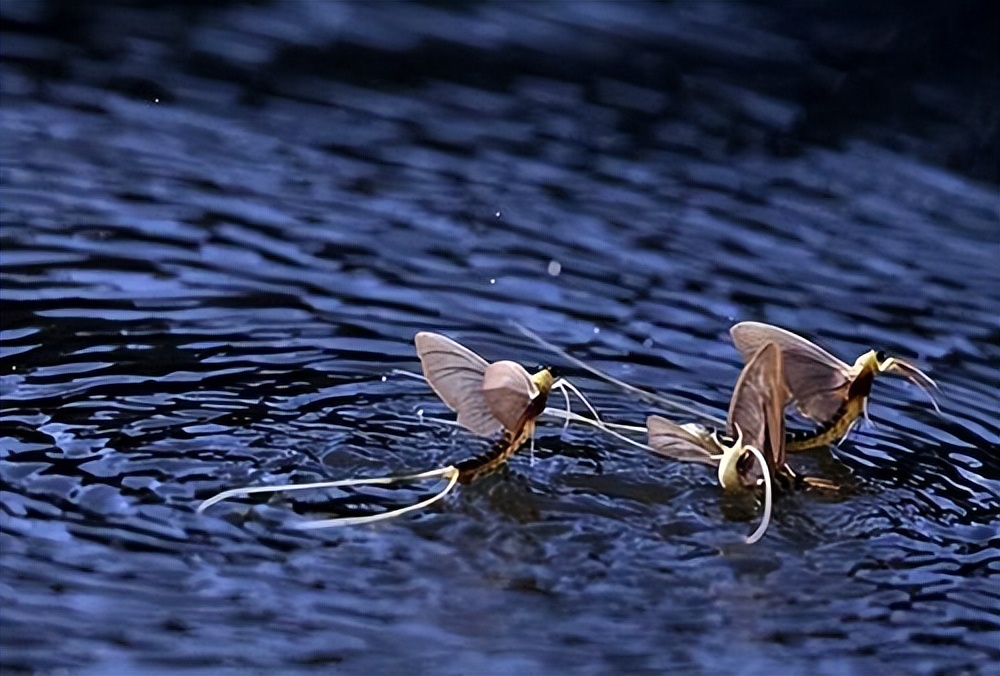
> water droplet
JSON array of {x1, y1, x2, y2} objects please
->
[
  {"x1": 547, "y1": 260, "x2": 562, "y2": 276},
  {"x1": 490, "y1": 278, "x2": 496, "y2": 284},
  {"x1": 495, "y1": 211, "x2": 501, "y2": 218},
  {"x1": 381, "y1": 375, "x2": 387, "y2": 382},
  {"x1": 154, "y1": 98, "x2": 159, "y2": 104},
  {"x1": 11, "y1": 366, "x2": 16, "y2": 371}
]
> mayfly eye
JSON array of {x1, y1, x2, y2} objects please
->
[{"x1": 876, "y1": 350, "x2": 887, "y2": 362}]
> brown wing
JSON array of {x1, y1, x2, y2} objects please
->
[
  {"x1": 481, "y1": 360, "x2": 538, "y2": 431},
  {"x1": 414, "y1": 332, "x2": 504, "y2": 437},
  {"x1": 727, "y1": 343, "x2": 789, "y2": 474},
  {"x1": 646, "y1": 416, "x2": 718, "y2": 465},
  {"x1": 730, "y1": 322, "x2": 851, "y2": 423},
  {"x1": 764, "y1": 345, "x2": 789, "y2": 469}
]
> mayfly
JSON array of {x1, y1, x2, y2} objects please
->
[
  {"x1": 397, "y1": 332, "x2": 653, "y2": 452},
  {"x1": 646, "y1": 342, "x2": 787, "y2": 544},
  {"x1": 197, "y1": 332, "x2": 625, "y2": 529},
  {"x1": 729, "y1": 321, "x2": 940, "y2": 450}
]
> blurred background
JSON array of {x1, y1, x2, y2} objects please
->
[{"x1": 1, "y1": 1, "x2": 998, "y2": 675}]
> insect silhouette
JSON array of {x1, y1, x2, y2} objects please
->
[
  {"x1": 413, "y1": 331, "x2": 557, "y2": 482},
  {"x1": 647, "y1": 342, "x2": 786, "y2": 544},
  {"x1": 730, "y1": 322, "x2": 940, "y2": 450},
  {"x1": 197, "y1": 332, "x2": 616, "y2": 528}
]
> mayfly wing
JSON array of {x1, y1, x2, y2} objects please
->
[
  {"x1": 764, "y1": 343, "x2": 789, "y2": 470},
  {"x1": 727, "y1": 342, "x2": 788, "y2": 474},
  {"x1": 414, "y1": 332, "x2": 504, "y2": 437},
  {"x1": 730, "y1": 322, "x2": 851, "y2": 423},
  {"x1": 482, "y1": 360, "x2": 538, "y2": 431},
  {"x1": 646, "y1": 415, "x2": 718, "y2": 465}
]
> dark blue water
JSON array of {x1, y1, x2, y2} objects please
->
[{"x1": 2, "y1": 2, "x2": 998, "y2": 675}]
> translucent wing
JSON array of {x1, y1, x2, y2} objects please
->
[
  {"x1": 414, "y1": 332, "x2": 503, "y2": 437},
  {"x1": 482, "y1": 360, "x2": 538, "y2": 431},
  {"x1": 727, "y1": 343, "x2": 789, "y2": 473},
  {"x1": 646, "y1": 415, "x2": 718, "y2": 465},
  {"x1": 730, "y1": 322, "x2": 851, "y2": 423},
  {"x1": 764, "y1": 345, "x2": 788, "y2": 470}
]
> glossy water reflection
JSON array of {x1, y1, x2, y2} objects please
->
[{"x1": 1, "y1": 2, "x2": 998, "y2": 675}]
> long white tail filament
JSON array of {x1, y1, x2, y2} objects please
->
[
  {"x1": 557, "y1": 380, "x2": 572, "y2": 436},
  {"x1": 295, "y1": 467, "x2": 460, "y2": 529},
  {"x1": 553, "y1": 378, "x2": 604, "y2": 424},
  {"x1": 599, "y1": 420, "x2": 649, "y2": 434},
  {"x1": 197, "y1": 466, "x2": 460, "y2": 529},
  {"x1": 390, "y1": 369, "x2": 430, "y2": 382},
  {"x1": 543, "y1": 407, "x2": 655, "y2": 452},
  {"x1": 743, "y1": 445, "x2": 773, "y2": 545},
  {"x1": 512, "y1": 322, "x2": 727, "y2": 427}
]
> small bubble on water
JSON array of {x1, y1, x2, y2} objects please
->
[
  {"x1": 154, "y1": 98, "x2": 159, "y2": 104},
  {"x1": 593, "y1": 326, "x2": 600, "y2": 334},
  {"x1": 490, "y1": 278, "x2": 496, "y2": 284},
  {"x1": 547, "y1": 260, "x2": 562, "y2": 276},
  {"x1": 381, "y1": 375, "x2": 387, "y2": 382},
  {"x1": 643, "y1": 338, "x2": 653, "y2": 348},
  {"x1": 495, "y1": 211, "x2": 501, "y2": 218}
]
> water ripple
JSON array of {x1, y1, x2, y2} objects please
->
[{"x1": 2, "y1": 2, "x2": 998, "y2": 675}]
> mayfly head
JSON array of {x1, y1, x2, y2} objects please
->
[
  {"x1": 531, "y1": 367, "x2": 555, "y2": 398},
  {"x1": 538, "y1": 363, "x2": 559, "y2": 380},
  {"x1": 852, "y1": 349, "x2": 882, "y2": 377},
  {"x1": 714, "y1": 424, "x2": 773, "y2": 544},
  {"x1": 717, "y1": 423, "x2": 745, "y2": 491}
]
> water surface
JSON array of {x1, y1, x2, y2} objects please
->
[{"x1": 1, "y1": 2, "x2": 998, "y2": 675}]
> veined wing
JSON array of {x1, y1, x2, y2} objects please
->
[
  {"x1": 727, "y1": 342, "x2": 789, "y2": 473},
  {"x1": 414, "y1": 332, "x2": 503, "y2": 437},
  {"x1": 647, "y1": 415, "x2": 718, "y2": 465},
  {"x1": 730, "y1": 322, "x2": 850, "y2": 423},
  {"x1": 764, "y1": 343, "x2": 788, "y2": 469},
  {"x1": 482, "y1": 360, "x2": 538, "y2": 431}
]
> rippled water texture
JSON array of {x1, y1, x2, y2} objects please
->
[{"x1": 2, "y1": 2, "x2": 998, "y2": 675}]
